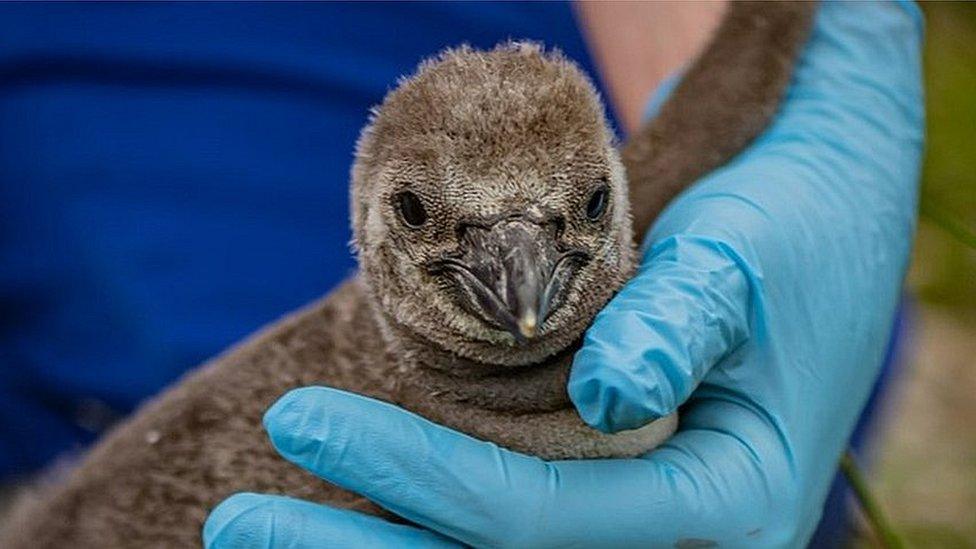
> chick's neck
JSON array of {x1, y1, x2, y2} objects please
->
[{"x1": 389, "y1": 329, "x2": 580, "y2": 416}]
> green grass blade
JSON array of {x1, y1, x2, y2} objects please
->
[
  {"x1": 840, "y1": 450, "x2": 906, "y2": 549},
  {"x1": 921, "y1": 198, "x2": 976, "y2": 250}
]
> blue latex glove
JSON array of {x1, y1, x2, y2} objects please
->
[{"x1": 204, "y1": 2, "x2": 924, "y2": 547}]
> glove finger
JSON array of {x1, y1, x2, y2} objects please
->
[
  {"x1": 569, "y1": 233, "x2": 753, "y2": 432},
  {"x1": 203, "y1": 492, "x2": 459, "y2": 549},
  {"x1": 262, "y1": 387, "x2": 551, "y2": 547},
  {"x1": 262, "y1": 386, "x2": 793, "y2": 547}
]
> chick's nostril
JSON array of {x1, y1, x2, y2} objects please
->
[
  {"x1": 551, "y1": 215, "x2": 566, "y2": 239},
  {"x1": 454, "y1": 220, "x2": 476, "y2": 242}
]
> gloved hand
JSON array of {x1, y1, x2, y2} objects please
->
[{"x1": 204, "y1": 1, "x2": 924, "y2": 546}]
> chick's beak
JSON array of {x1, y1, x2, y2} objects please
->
[
  {"x1": 429, "y1": 218, "x2": 589, "y2": 343},
  {"x1": 504, "y1": 222, "x2": 545, "y2": 339}
]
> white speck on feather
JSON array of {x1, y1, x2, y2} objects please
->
[{"x1": 145, "y1": 430, "x2": 161, "y2": 445}]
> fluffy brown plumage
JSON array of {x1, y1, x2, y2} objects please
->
[{"x1": 0, "y1": 3, "x2": 815, "y2": 547}]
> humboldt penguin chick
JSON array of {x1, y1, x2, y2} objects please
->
[
  {"x1": 0, "y1": 3, "x2": 816, "y2": 547},
  {"x1": 351, "y1": 41, "x2": 675, "y2": 458}
]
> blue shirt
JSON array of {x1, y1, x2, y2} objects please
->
[{"x1": 0, "y1": 2, "x2": 617, "y2": 478}]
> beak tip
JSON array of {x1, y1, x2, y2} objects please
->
[{"x1": 517, "y1": 311, "x2": 538, "y2": 339}]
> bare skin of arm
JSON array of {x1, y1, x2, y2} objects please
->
[{"x1": 575, "y1": 1, "x2": 727, "y2": 133}]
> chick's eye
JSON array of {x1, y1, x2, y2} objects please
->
[
  {"x1": 396, "y1": 191, "x2": 428, "y2": 228},
  {"x1": 585, "y1": 184, "x2": 609, "y2": 221}
]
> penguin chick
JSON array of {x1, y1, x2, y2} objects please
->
[
  {"x1": 349, "y1": 42, "x2": 675, "y2": 457},
  {"x1": 0, "y1": 3, "x2": 816, "y2": 547}
]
